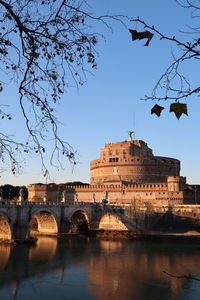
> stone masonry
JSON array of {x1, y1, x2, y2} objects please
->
[{"x1": 28, "y1": 138, "x2": 200, "y2": 205}]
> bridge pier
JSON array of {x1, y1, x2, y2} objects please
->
[
  {"x1": 12, "y1": 224, "x2": 29, "y2": 240},
  {"x1": 12, "y1": 206, "x2": 30, "y2": 240}
]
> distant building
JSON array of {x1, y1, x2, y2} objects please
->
[{"x1": 28, "y1": 138, "x2": 200, "y2": 205}]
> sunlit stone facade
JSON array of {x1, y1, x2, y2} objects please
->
[
  {"x1": 90, "y1": 140, "x2": 180, "y2": 185},
  {"x1": 28, "y1": 138, "x2": 200, "y2": 205}
]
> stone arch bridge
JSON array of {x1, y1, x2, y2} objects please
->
[{"x1": 0, "y1": 202, "x2": 137, "y2": 240}]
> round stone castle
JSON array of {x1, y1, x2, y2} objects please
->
[
  {"x1": 90, "y1": 139, "x2": 180, "y2": 185},
  {"x1": 28, "y1": 134, "x2": 200, "y2": 205}
]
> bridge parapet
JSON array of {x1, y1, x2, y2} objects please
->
[
  {"x1": 0, "y1": 201, "x2": 97, "y2": 208},
  {"x1": 1, "y1": 202, "x2": 200, "y2": 241}
]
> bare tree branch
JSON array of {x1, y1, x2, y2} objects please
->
[
  {"x1": 130, "y1": 1, "x2": 200, "y2": 118},
  {"x1": 0, "y1": 0, "x2": 126, "y2": 175},
  {"x1": 163, "y1": 270, "x2": 200, "y2": 281}
]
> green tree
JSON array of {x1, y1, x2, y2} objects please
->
[
  {"x1": 0, "y1": 184, "x2": 27, "y2": 200},
  {"x1": 31, "y1": 195, "x2": 43, "y2": 202}
]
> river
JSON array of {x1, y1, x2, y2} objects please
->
[{"x1": 0, "y1": 236, "x2": 200, "y2": 300}]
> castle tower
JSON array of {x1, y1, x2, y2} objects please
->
[
  {"x1": 90, "y1": 139, "x2": 180, "y2": 185},
  {"x1": 167, "y1": 176, "x2": 186, "y2": 192}
]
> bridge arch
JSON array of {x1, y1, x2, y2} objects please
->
[
  {"x1": 0, "y1": 215, "x2": 12, "y2": 240},
  {"x1": 98, "y1": 213, "x2": 128, "y2": 231},
  {"x1": 30, "y1": 210, "x2": 58, "y2": 235},
  {"x1": 69, "y1": 209, "x2": 90, "y2": 233}
]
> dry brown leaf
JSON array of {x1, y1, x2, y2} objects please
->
[
  {"x1": 129, "y1": 29, "x2": 154, "y2": 46},
  {"x1": 151, "y1": 104, "x2": 164, "y2": 117}
]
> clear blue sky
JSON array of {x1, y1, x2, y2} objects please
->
[{"x1": 1, "y1": 0, "x2": 199, "y2": 186}]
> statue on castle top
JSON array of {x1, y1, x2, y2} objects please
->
[{"x1": 128, "y1": 131, "x2": 134, "y2": 141}]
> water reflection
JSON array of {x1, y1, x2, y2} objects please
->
[
  {"x1": 29, "y1": 236, "x2": 57, "y2": 263},
  {"x1": 99, "y1": 240, "x2": 122, "y2": 252},
  {"x1": 0, "y1": 245, "x2": 10, "y2": 271},
  {"x1": 89, "y1": 242, "x2": 199, "y2": 300},
  {"x1": 0, "y1": 237, "x2": 200, "y2": 300}
]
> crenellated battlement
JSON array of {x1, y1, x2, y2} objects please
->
[{"x1": 64, "y1": 181, "x2": 171, "y2": 192}]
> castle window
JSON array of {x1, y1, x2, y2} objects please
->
[{"x1": 109, "y1": 157, "x2": 119, "y2": 162}]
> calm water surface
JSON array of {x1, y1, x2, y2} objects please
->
[{"x1": 1, "y1": 236, "x2": 200, "y2": 300}]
